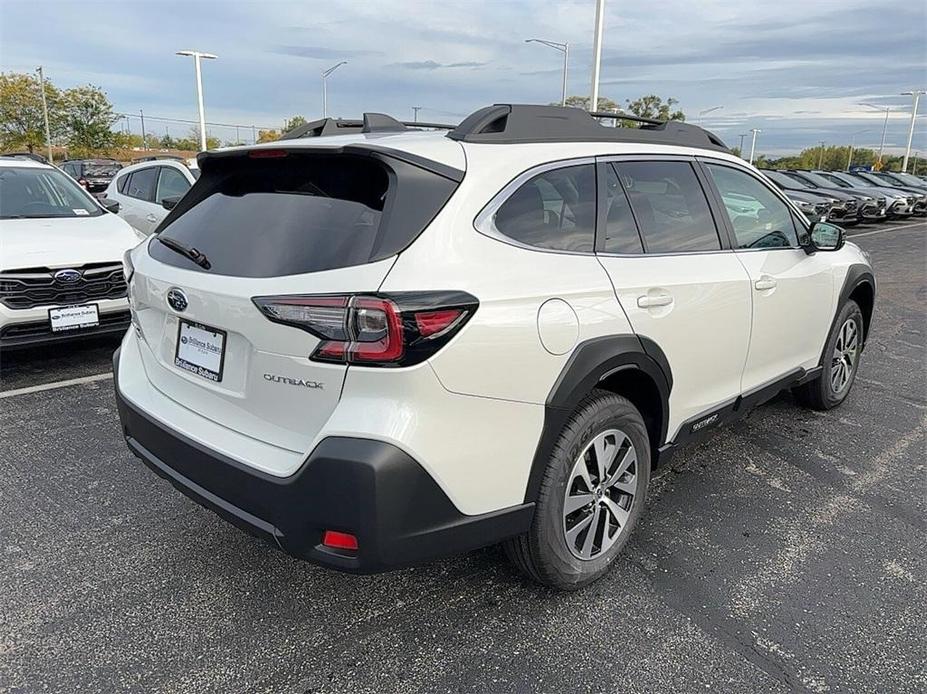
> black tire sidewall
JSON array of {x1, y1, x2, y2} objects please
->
[
  {"x1": 819, "y1": 301, "x2": 864, "y2": 408},
  {"x1": 532, "y1": 392, "x2": 651, "y2": 589}
]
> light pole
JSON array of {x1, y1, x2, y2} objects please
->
[
  {"x1": 861, "y1": 103, "x2": 891, "y2": 168},
  {"x1": 748, "y1": 128, "x2": 761, "y2": 164},
  {"x1": 412, "y1": 106, "x2": 422, "y2": 122},
  {"x1": 738, "y1": 133, "x2": 749, "y2": 158},
  {"x1": 35, "y1": 66, "x2": 52, "y2": 162},
  {"x1": 697, "y1": 105, "x2": 723, "y2": 125},
  {"x1": 901, "y1": 89, "x2": 925, "y2": 172},
  {"x1": 321, "y1": 61, "x2": 347, "y2": 118},
  {"x1": 140, "y1": 109, "x2": 147, "y2": 150},
  {"x1": 525, "y1": 38, "x2": 569, "y2": 106},
  {"x1": 846, "y1": 129, "x2": 870, "y2": 170},
  {"x1": 176, "y1": 50, "x2": 217, "y2": 151},
  {"x1": 590, "y1": 0, "x2": 605, "y2": 111},
  {"x1": 817, "y1": 140, "x2": 826, "y2": 169}
]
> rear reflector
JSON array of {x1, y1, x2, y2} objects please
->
[
  {"x1": 414, "y1": 309, "x2": 464, "y2": 338},
  {"x1": 322, "y1": 530, "x2": 358, "y2": 551}
]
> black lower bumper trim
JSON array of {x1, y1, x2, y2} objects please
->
[
  {"x1": 1, "y1": 311, "x2": 129, "y2": 349},
  {"x1": 113, "y1": 348, "x2": 534, "y2": 573}
]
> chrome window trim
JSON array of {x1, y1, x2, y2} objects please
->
[{"x1": 473, "y1": 157, "x2": 598, "y2": 257}]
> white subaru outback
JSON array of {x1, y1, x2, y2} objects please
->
[{"x1": 114, "y1": 105, "x2": 874, "y2": 589}]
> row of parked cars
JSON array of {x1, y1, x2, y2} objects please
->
[{"x1": 760, "y1": 168, "x2": 927, "y2": 224}]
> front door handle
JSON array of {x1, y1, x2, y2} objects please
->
[
  {"x1": 754, "y1": 277, "x2": 778, "y2": 291},
  {"x1": 637, "y1": 293, "x2": 673, "y2": 308}
]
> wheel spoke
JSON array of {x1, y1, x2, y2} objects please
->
[
  {"x1": 580, "y1": 505, "x2": 601, "y2": 558},
  {"x1": 564, "y1": 492, "x2": 594, "y2": 515},
  {"x1": 604, "y1": 445, "x2": 635, "y2": 488},
  {"x1": 593, "y1": 436, "x2": 614, "y2": 483},
  {"x1": 565, "y1": 512, "x2": 593, "y2": 547},
  {"x1": 611, "y1": 475, "x2": 637, "y2": 495},
  {"x1": 601, "y1": 496, "x2": 630, "y2": 528}
]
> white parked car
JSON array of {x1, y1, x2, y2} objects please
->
[
  {"x1": 103, "y1": 159, "x2": 197, "y2": 236},
  {"x1": 115, "y1": 106, "x2": 875, "y2": 589},
  {"x1": 0, "y1": 156, "x2": 144, "y2": 349}
]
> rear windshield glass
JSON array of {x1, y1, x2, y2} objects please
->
[{"x1": 151, "y1": 152, "x2": 457, "y2": 277}]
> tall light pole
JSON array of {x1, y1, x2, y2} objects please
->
[
  {"x1": 846, "y1": 129, "x2": 870, "y2": 170},
  {"x1": 901, "y1": 89, "x2": 925, "y2": 172},
  {"x1": 321, "y1": 61, "x2": 347, "y2": 118},
  {"x1": 35, "y1": 66, "x2": 52, "y2": 162},
  {"x1": 140, "y1": 109, "x2": 147, "y2": 151},
  {"x1": 817, "y1": 140, "x2": 826, "y2": 169},
  {"x1": 861, "y1": 103, "x2": 891, "y2": 168},
  {"x1": 525, "y1": 38, "x2": 569, "y2": 106},
  {"x1": 738, "y1": 133, "x2": 749, "y2": 158},
  {"x1": 412, "y1": 106, "x2": 422, "y2": 122},
  {"x1": 590, "y1": 0, "x2": 606, "y2": 111},
  {"x1": 176, "y1": 50, "x2": 217, "y2": 151},
  {"x1": 697, "y1": 105, "x2": 723, "y2": 125},
  {"x1": 748, "y1": 128, "x2": 761, "y2": 164}
]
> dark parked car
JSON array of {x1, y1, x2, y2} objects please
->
[
  {"x1": 810, "y1": 170, "x2": 921, "y2": 218},
  {"x1": 760, "y1": 169, "x2": 863, "y2": 225},
  {"x1": 60, "y1": 159, "x2": 123, "y2": 197},
  {"x1": 781, "y1": 170, "x2": 887, "y2": 223}
]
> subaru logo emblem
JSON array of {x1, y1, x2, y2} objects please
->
[
  {"x1": 167, "y1": 287, "x2": 188, "y2": 313},
  {"x1": 54, "y1": 269, "x2": 81, "y2": 283}
]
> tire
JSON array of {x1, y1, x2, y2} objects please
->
[
  {"x1": 504, "y1": 389, "x2": 651, "y2": 590},
  {"x1": 793, "y1": 300, "x2": 864, "y2": 410}
]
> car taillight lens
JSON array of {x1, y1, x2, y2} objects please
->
[{"x1": 252, "y1": 291, "x2": 478, "y2": 367}]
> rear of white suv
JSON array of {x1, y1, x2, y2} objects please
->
[{"x1": 115, "y1": 106, "x2": 874, "y2": 588}]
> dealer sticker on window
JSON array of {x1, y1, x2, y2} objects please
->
[{"x1": 174, "y1": 319, "x2": 226, "y2": 382}]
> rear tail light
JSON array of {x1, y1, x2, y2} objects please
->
[
  {"x1": 322, "y1": 530, "x2": 358, "y2": 551},
  {"x1": 253, "y1": 291, "x2": 478, "y2": 367}
]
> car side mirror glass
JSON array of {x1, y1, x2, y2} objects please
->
[
  {"x1": 161, "y1": 195, "x2": 181, "y2": 211},
  {"x1": 809, "y1": 221, "x2": 845, "y2": 252},
  {"x1": 100, "y1": 198, "x2": 120, "y2": 214}
]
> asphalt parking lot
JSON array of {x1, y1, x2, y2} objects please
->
[{"x1": 1, "y1": 220, "x2": 925, "y2": 694}]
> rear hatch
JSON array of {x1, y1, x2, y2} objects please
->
[{"x1": 129, "y1": 145, "x2": 462, "y2": 465}]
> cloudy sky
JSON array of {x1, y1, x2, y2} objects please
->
[{"x1": 1, "y1": 0, "x2": 924, "y2": 155}]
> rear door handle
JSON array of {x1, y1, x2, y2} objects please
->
[
  {"x1": 637, "y1": 293, "x2": 673, "y2": 308},
  {"x1": 754, "y1": 277, "x2": 778, "y2": 291}
]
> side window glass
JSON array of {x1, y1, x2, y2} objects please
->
[
  {"x1": 126, "y1": 167, "x2": 157, "y2": 202},
  {"x1": 603, "y1": 164, "x2": 643, "y2": 254},
  {"x1": 613, "y1": 161, "x2": 720, "y2": 253},
  {"x1": 156, "y1": 167, "x2": 191, "y2": 202},
  {"x1": 117, "y1": 173, "x2": 129, "y2": 194},
  {"x1": 705, "y1": 163, "x2": 799, "y2": 249},
  {"x1": 493, "y1": 164, "x2": 596, "y2": 253}
]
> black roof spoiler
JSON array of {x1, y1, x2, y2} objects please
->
[
  {"x1": 446, "y1": 104, "x2": 729, "y2": 151},
  {"x1": 280, "y1": 114, "x2": 456, "y2": 141}
]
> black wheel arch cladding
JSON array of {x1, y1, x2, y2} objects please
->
[{"x1": 524, "y1": 335, "x2": 672, "y2": 503}]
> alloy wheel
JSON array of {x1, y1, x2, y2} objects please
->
[
  {"x1": 831, "y1": 317, "x2": 859, "y2": 394},
  {"x1": 562, "y1": 428, "x2": 638, "y2": 560}
]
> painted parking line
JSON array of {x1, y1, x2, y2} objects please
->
[
  {"x1": 848, "y1": 220, "x2": 926, "y2": 238},
  {"x1": 0, "y1": 372, "x2": 112, "y2": 399}
]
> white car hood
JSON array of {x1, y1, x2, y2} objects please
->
[{"x1": 0, "y1": 213, "x2": 143, "y2": 271}]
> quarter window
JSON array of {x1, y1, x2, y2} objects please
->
[
  {"x1": 705, "y1": 163, "x2": 799, "y2": 249},
  {"x1": 613, "y1": 161, "x2": 720, "y2": 253},
  {"x1": 493, "y1": 164, "x2": 596, "y2": 253},
  {"x1": 156, "y1": 167, "x2": 191, "y2": 202}
]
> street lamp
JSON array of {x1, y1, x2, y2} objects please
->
[
  {"x1": 748, "y1": 128, "x2": 761, "y2": 165},
  {"x1": 412, "y1": 106, "x2": 422, "y2": 122},
  {"x1": 176, "y1": 50, "x2": 217, "y2": 152},
  {"x1": 846, "y1": 129, "x2": 870, "y2": 170},
  {"x1": 321, "y1": 61, "x2": 347, "y2": 118},
  {"x1": 590, "y1": 0, "x2": 606, "y2": 111},
  {"x1": 35, "y1": 66, "x2": 52, "y2": 162},
  {"x1": 901, "y1": 89, "x2": 925, "y2": 172},
  {"x1": 525, "y1": 38, "x2": 569, "y2": 106},
  {"x1": 861, "y1": 103, "x2": 892, "y2": 167},
  {"x1": 696, "y1": 105, "x2": 723, "y2": 125},
  {"x1": 738, "y1": 133, "x2": 749, "y2": 158},
  {"x1": 817, "y1": 140, "x2": 826, "y2": 169}
]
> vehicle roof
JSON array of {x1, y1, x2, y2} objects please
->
[
  {"x1": 112, "y1": 158, "x2": 195, "y2": 178},
  {"x1": 0, "y1": 157, "x2": 52, "y2": 169}
]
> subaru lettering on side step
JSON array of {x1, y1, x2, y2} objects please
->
[{"x1": 115, "y1": 105, "x2": 874, "y2": 590}]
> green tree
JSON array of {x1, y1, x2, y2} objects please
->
[
  {"x1": 563, "y1": 95, "x2": 620, "y2": 112},
  {"x1": 625, "y1": 94, "x2": 685, "y2": 121},
  {"x1": 0, "y1": 72, "x2": 64, "y2": 152},
  {"x1": 256, "y1": 129, "x2": 280, "y2": 143},
  {"x1": 283, "y1": 115, "x2": 308, "y2": 132},
  {"x1": 62, "y1": 84, "x2": 117, "y2": 152}
]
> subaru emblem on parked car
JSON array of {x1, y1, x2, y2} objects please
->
[
  {"x1": 53, "y1": 269, "x2": 81, "y2": 283},
  {"x1": 167, "y1": 287, "x2": 188, "y2": 312}
]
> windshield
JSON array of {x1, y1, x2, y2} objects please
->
[
  {"x1": 885, "y1": 172, "x2": 925, "y2": 187},
  {"x1": 84, "y1": 163, "x2": 121, "y2": 178},
  {"x1": 761, "y1": 170, "x2": 794, "y2": 187},
  {"x1": 0, "y1": 166, "x2": 104, "y2": 219},
  {"x1": 793, "y1": 171, "x2": 837, "y2": 188},
  {"x1": 847, "y1": 172, "x2": 884, "y2": 186}
]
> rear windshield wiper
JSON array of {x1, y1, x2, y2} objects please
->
[{"x1": 156, "y1": 236, "x2": 211, "y2": 270}]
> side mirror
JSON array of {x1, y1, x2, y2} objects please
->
[
  {"x1": 100, "y1": 198, "x2": 120, "y2": 214},
  {"x1": 161, "y1": 195, "x2": 181, "y2": 211},
  {"x1": 807, "y1": 221, "x2": 845, "y2": 253}
]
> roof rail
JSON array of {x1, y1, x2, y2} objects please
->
[
  {"x1": 279, "y1": 115, "x2": 456, "y2": 141},
  {"x1": 446, "y1": 104, "x2": 729, "y2": 151}
]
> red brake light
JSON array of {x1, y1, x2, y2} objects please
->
[
  {"x1": 322, "y1": 530, "x2": 358, "y2": 551},
  {"x1": 249, "y1": 149, "x2": 288, "y2": 159}
]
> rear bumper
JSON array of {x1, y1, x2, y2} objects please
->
[{"x1": 113, "y1": 348, "x2": 533, "y2": 573}]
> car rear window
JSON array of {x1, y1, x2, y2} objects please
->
[{"x1": 150, "y1": 152, "x2": 459, "y2": 277}]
